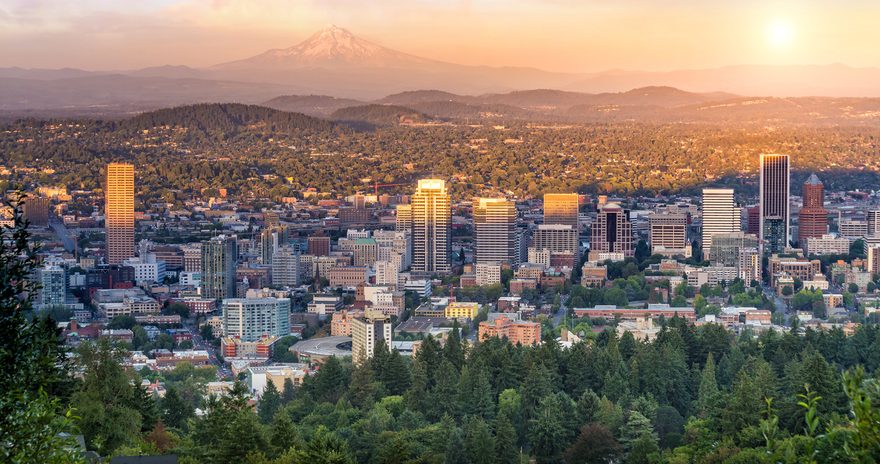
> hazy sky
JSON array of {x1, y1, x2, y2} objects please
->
[{"x1": 2, "y1": 0, "x2": 878, "y2": 72}]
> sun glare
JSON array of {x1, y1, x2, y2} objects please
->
[{"x1": 767, "y1": 19, "x2": 795, "y2": 49}]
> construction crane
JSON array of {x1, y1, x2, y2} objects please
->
[{"x1": 373, "y1": 182, "x2": 410, "y2": 196}]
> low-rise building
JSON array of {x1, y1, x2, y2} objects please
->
[
  {"x1": 478, "y1": 315, "x2": 541, "y2": 346},
  {"x1": 445, "y1": 301, "x2": 480, "y2": 320}
]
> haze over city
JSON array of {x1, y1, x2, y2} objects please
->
[{"x1": 4, "y1": 1, "x2": 880, "y2": 464}]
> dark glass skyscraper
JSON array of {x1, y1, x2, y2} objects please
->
[{"x1": 760, "y1": 154, "x2": 790, "y2": 253}]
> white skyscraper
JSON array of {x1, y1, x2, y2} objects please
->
[
  {"x1": 702, "y1": 188, "x2": 740, "y2": 259},
  {"x1": 411, "y1": 179, "x2": 451, "y2": 274}
]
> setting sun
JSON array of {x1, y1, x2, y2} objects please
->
[{"x1": 767, "y1": 19, "x2": 795, "y2": 49}]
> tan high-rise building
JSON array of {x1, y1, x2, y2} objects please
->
[
  {"x1": 395, "y1": 204, "x2": 413, "y2": 232},
  {"x1": 351, "y1": 310, "x2": 392, "y2": 366},
  {"x1": 543, "y1": 193, "x2": 579, "y2": 230},
  {"x1": 411, "y1": 179, "x2": 451, "y2": 274},
  {"x1": 105, "y1": 163, "x2": 135, "y2": 264},
  {"x1": 474, "y1": 198, "x2": 519, "y2": 266}
]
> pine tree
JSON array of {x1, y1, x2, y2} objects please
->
[
  {"x1": 380, "y1": 349, "x2": 411, "y2": 395},
  {"x1": 348, "y1": 357, "x2": 377, "y2": 409},
  {"x1": 161, "y1": 386, "x2": 193, "y2": 430},
  {"x1": 444, "y1": 320, "x2": 466, "y2": 370},
  {"x1": 282, "y1": 377, "x2": 296, "y2": 404},
  {"x1": 444, "y1": 427, "x2": 468, "y2": 464},
  {"x1": 528, "y1": 395, "x2": 568, "y2": 463},
  {"x1": 464, "y1": 416, "x2": 495, "y2": 463},
  {"x1": 494, "y1": 412, "x2": 519, "y2": 464},
  {"x1": 430, "y1": 360, "x2": 461, "y2": 421},
  {"x1": 405, "y1": 357, "x2": 430, "y2": 413},
  {"x1": 269, "y1": 412, "x2": 299, "y2": 457},
  {"x1": 697, "y1": 353, "x2": 719, "y2": 418},
  {"x1": 258, "y1": 381, "x2": 282, "y2": 424},
  {"x1": 620, "y1": 411, "x2": 657, "y2": 453},
  {"x1": 576, "y1": 388, "x2": 601, "y2": 426}
]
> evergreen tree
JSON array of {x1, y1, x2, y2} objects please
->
[
  {"x1": 464, "y1": 416, "x2": 495, "y2": 463},
  {"x1": 494, "y1": 412, "x2": 519, "y2": 464},
  {"x1": 348, "y1": 356, "x2": 378, "y2": 409},
  {"x1": 529, "y1": 395, "x2": 568, "y2": 463},
  {"x1": 445, "y1": 320, "x2": 466, "y2": 370},
  {"x1": 0, "y1": 198, "x2": 82, "y2": 463},
  {"x1": 297, "y1": 425, "x2": 355, "y2": 464},
  {"x1": 620, "y1": 411, "x2": 657, "y2": 452},
  {"x1": 380, "y1": 349, "x2": 411, "y2": 395},
  {"x1": 576, "y1": 388, "x2": 601, "y2": 426},
  {"x1": 444, "y1": 427, "x2": 468, "y2": 464},
  {"x1": 405, "y1": 357, "x2": 430, "y2": 413},
  {"x1": 282, "y1": 378, "x2": 296, "y2": 404},
  {"x1": 696, "y1": 352, "x2": 719, "y2": 418},
  {"x1": 258, "y1": 381, "x2": 282, "y2": 423},
  {"x1": 269, "y1": 411, "x2": 299, "y2": 457},
  {"x1": 430, "y1": 360, "x2": 461, "y2": 420},
  {"x1": 161, "y1": 386, "x2": 193, "y2": 430},
  {"x1": 71, "y1": 338, "x2": 144, "y2": 455}
]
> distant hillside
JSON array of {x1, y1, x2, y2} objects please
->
[
  {"x1": 377, "y1": 90, "x2": 472, "y2": 106},
  {"x1": 589, "y1": 86, "x2": 737, "y2": 107},
  {"x1": 406, "y1": 100, "x2": 539, "y2": 121},
  {"x1": 118, "y1": 103, "x2": 338, "y2": 134},
  {"x1": 263, "y1": 94, "x2": 366, "y2": 117},
  {"x1": 330, "y1": 104, "x2": 432, "y2": 129},
  {"x1": 478, "y1": 89, "x2": 597, "y2": 110}
]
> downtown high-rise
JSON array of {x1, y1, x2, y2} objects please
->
[
  {"x1": 543, "y1": 193, "x2": 579, "y2": 230},
  {"x1": 411, "y1": 179, "x2": 451, "y2": 274},
  {"x1": 105, "y1": 162, "x2": 135, "y2": 264},
  {"x1": 474, "y1": 197, "x2": 519, "y2": 266},
  {"x1": 760, "y1": 154, "x2": 791, "y2": 253},
  {"x1": 702, "y1": 188, "x2": 740, "y2": 259},
  {"x1": 798, "y1": 174, "x2": 828, "y2": 244},
  {"x1": 589, "y1": 202, "x2": 633, "y2": 259},
  {"x1": 201, "y1": 235, "x2": 238, "y2": 300}
]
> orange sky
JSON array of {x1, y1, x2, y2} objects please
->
[{"x1": 1, "y1": 0, "x2": 878, "y2": 72}]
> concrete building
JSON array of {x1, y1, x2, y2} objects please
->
[
  {"x1": 760, "y1": 154, "x2": 791, "y2": 253},
  {"x1": 532, "y1": 224, "x2": 579, "y2": 267},
  {"x1": 222, "y1": 297, "x2": 291, "y2": 342},
  {"x1": 271, "y1": 245, "x2": 300, "y2": 287},
  {"x1": 351, "y1": 310, "x2": 392, "y2": 366},
  {"x1": 649, "y1": 209, "x2": 690, "y2": 257},
  {"x1": 411, "y1": 179, "x2": 451, "y2": 274},
  {"x1": 804, "y1": 234, "x2": 850, "y2": 256},
  {"x1": 474, "y1": 198, "x2": 519, "y2": 266},
  {"x1": 840, "y1": 219, "x2": 869, "y2": 239},
  {"x1": 475, "y1": 263, "x2": 502, "y2": 287},
  {"x1": 445, "y1": 301, "x2": 480, "y2": 320},
  {"x1": 478, "y1": 315, "x2": 541, "y2": 346},
  {"x1": 122, "y1": 253, "x2": 166, "y2": 284},
  {"x1": 308, "y1": 294, "x2": 343, "y2": 316},
  {"x1": 702, "y1": 188, "x2": 739, "y2": 259},
  {"x1": 105, "y1": 163, "x2": 135, "y2": 264},
  {"x1": 327, "y1": 266, "x2": 369, "y2": 289}
]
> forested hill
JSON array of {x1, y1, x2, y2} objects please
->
[
  {"x1": 115, "y1": 103, "x2": 340, "y2": 135},
  {"x1": 329, "y1": 104, "x2": 433, "y2": 129}
]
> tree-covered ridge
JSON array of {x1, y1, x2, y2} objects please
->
[
  {"x1": 117, "y1": 103, "x2": 340, "y2": 135},
  {"x1": 329, "y1": 104, "x2": 433, "y2": 128},
  {"x1": 2, "y1": 110, "x2": 880, "y2": 204}
]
